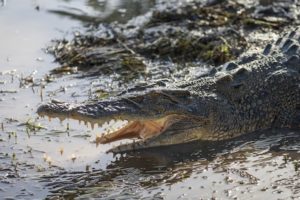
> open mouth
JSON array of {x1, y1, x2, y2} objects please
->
[
  {"x1": 94, "y1": 114, "x2": 186, "y2": 145},
  {"x1": 38, "y1": 109, "x2": 189, "y2": 153},
  {"x1": 37, "y1": 100, "x2": 208, "y2": 153}
]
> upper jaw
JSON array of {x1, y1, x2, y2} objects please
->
[{"x1": 37, "y1": 99, "x2": 75, "y2": 118}]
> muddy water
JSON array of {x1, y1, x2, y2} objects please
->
[
  {"x1": 0, "y1": 0, "x2": 300, "y2": 199},
  {"x1": 0, "y1": 0, "x2": 155, "y2": 198}
]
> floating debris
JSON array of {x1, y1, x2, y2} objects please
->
[
  {"x1": 0, "y1": 90, "x2": 18, "y2": 94},
  {"x1": 19, "y1": 119, "x2": 46, "y2": 132},
  {"x1": 71, "y1": 154, "x2": 76, "y2": 162},
  {"x1": 50, "y1": 65, "x2": 78, "y2": 75},
  {"x1": 36, "y1": 57, "x2": 44, "y2": 62},
  {"x1": 59, "y1": 147, "x2": 64, "y2": 155}
]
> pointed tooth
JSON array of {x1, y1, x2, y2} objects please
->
[
  {"x1": 48, "y1": 116, "x2": 52, "y2": 122},
  {"x1": 91, "y1": 123, "x2": 95, "y2": 130}
]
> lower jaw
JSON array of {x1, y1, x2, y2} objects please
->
[{"x1": 108, "y1": 128, "x2": 207, "y2": 153}]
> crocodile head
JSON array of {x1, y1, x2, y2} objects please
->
[{"x1": 37, "y1": 88, "x2": 221, "y2": 153}]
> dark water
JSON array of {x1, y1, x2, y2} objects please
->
[{"x1": 0, "y1": 0, "x2": 300, "y2": 199}]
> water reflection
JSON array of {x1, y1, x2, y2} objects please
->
[
  {"x1": 43, "y1": 129, "x2": 300, "y2": 199},
  {"x1": 1, "y1": 0, "x2": 6, "y2": 7},
  {"x1": 48, "y1": 0, "x2": 156, "y2": 24}
]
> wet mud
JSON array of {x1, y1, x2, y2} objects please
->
[{"x1": 50, "y1": 0, "x2": 300, "y2": 79}]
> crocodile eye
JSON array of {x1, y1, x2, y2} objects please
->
[
  {"x1": 233, "y1": 67, "x2": 250, "y2": 78},
  {"x1": 216, "y1": 74, "x2": 233, "y2": 85}
]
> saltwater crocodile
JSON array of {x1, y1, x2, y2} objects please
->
[{"x1": 38, "y1": 28, "x2": 300, "y2": 153}]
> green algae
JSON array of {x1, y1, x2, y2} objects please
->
[{"x1": 21, "y1": 119, "x2": 46, "y2": 132}]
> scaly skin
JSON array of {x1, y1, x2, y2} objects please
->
[{"x1": 38, "y1": 28, "x2": 300, "y2": 153}]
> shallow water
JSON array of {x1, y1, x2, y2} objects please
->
[
  {"x1": 0, "y1": 0, "x2": 300, "y2": 199},
  {"x1": 0, "y1": 0, "x2": 156, "y2": 198}
]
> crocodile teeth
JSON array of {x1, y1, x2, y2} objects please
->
[{"x1": 96, "y1": 114, "x2": 185, "y2": 145}]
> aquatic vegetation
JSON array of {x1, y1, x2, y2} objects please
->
[{"x1": 20, "y1": 118, "x2": 46, "y2": 132}]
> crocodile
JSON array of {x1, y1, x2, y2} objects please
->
[{"x1": 38, "y1": 28, "x2": 300, "y2": 153}]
